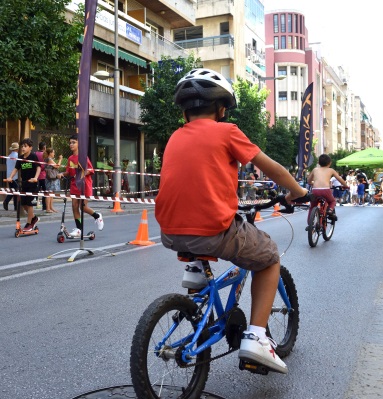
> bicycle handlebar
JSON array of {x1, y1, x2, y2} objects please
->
[{"x1": 238, "y1": 193, "x2": 313, "y2": 214}]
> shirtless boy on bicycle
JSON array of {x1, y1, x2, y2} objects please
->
[
  {"x1": 155, "y1": 68, "x2": 307, "y2": 374},
  {"x1": 306, "y1": 154, "x2": 347, "y2": 221}
]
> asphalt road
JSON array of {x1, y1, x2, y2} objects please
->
[{"x1": 0, "y1": 204, "x2": 382, "y2": 399}]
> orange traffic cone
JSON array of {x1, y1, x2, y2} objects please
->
[
  {"x1": 272, "y1": 203, "x2": 281, "y2": 216},
  {"x1": 111, "y1": 193, "x2": 124, "y2": 213},
  {"x1": 255, "y1": 211, "x2": 263, "y2": 221},
  {"x1": 129, "y1": 209, "x2": 155, "y2": 246}
]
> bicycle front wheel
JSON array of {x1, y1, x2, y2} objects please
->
[
  {"x1": 323, "y1": 217, "x2": 335, "y2": 241},
  {"x1": 266, "y1": 265, "x2": 299, "y2": 358},
  {"x1": 308, "y1": 206, "x2": 320, "y2": 247},
  {"x1": 130, "y1": 293, "x2": 211, "y2": 399}
]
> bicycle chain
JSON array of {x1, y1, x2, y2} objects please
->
[{"x1": 179, "y1": 306, "x2": 239, "y2": 368}]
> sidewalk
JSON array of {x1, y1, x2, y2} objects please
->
[{"x1": 0, "y1": 197, "x2": 155, "y2": 227}]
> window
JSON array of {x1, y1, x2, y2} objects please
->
[
  {"x1": 294, "y1": 14, "x2": 298, "y2": 33},
  {"x1": 104, "y1": 0, "x2": 124, "y2": 12},
  {"x1": 291, "y1": 91, "x2": 298, "y2": 100},
  {"x1": 280, "y1": 14, "x2": 286, "y2": 33},
  {"x1": 274, "y1": 36, "x2": 279, "y2": 50},
  {"x1": 288, "y1": 14, "x2": 292, "y2": 32},
  {"x1": 220, "y1": 21, "x2": 229, "y2": 44},
  {"x1": 278, "y1": 66, "x2": 287, "y2": 76},
  {"x1": 288, "y1": 36, "x2": 293, "y2": 49},
  {"x1": 220, "y1": 21, "x2": 229, "y2": 35},
  {"x1": 174, "y1": 26, "x2": 203, "y2": 41},
  {"x1": 290, "y1": 66, "x2": 297, "y2": 75},
  {"x1": 281, "y1": 35, "x2": 286, "y2": 49},
  {"x1": 294, "y1": 36, "x2": 298, "y2": 49},
  {"x1": 273, "y1": 14, "x2": 279, "y2": 33},
  {"x1": 279, "y1": 91, "x2": 288, "y2": 101}
]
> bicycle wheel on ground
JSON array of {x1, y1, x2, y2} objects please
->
[
  {"x1": 307, "y1": 206, "x2": 320, "y2": 247},
  {"x1": 323, "y1": 217, "x2": 335, "y2": 241},
  {"x1": 266, "y1": 265, "x2": 299, "y2": 358},
  {"x1": 130, "y1": 293, "x2": 211, "y2": 399}
]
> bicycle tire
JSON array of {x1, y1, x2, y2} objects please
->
[
  {"x1": 323, "y1": 217, "x2": 335, "y2": 241},
  {"x1": 308, "y1": 206, "x2": 320, "y2": 247},
  {"x1": 266, "y1": 265, "x2": 299, "y2": 358},
  {"x1": 130, "y1": 293, "x2": 211, "y2": 399}
]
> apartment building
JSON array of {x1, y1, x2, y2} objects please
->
[
  {"x1": 174, "y1": 0, "x2": 266, "y2": 85},
  {"x1": 264, "y1": 9, "x2": 322, "y2": 152}
]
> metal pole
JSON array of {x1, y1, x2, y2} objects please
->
[{"x1": 113, "y1": 0, "x2": 121, "y2": 195}]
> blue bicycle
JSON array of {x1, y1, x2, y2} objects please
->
[{"x1": 130, "y1": 194, "x2": 309, "y2": 399}]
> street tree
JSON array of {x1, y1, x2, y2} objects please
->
[
  {"x1": 228, "y1": 78, "x2": 269, "y2": 151},
  {"x1": 0, "y1": 0, "x2": 83, "y2": 139},
  {"x1": 139, "y1": 54, "x2": 202, "y2": 154},
  {"x1": 265, "y1": 118, "x2": 295, "y2": 168}
]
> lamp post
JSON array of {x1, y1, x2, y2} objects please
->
[
  {"x1": 257, "y1": 75, "x2": 286, "y2": 91},
  {"x1": 93, "y1": 0, "x2": 121, "y2": 196}
]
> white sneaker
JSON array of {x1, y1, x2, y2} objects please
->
[
  {"x1": 238, "y1": 332, "x2": 288, "y2": 374},
  {"x1": 95, "y1": 213, "x2": 104, "y2": 231},
  {"x1": 70, "y1": 228, "x2": 81, "y2": 238},
  {"x1": 181, "y1": 261, "x2": 207, "y2": 289}
]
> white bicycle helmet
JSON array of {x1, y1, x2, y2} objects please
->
[{"x1": 174, "y1": 68, "x2": 237, "y2": 111}]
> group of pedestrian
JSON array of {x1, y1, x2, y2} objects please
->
[
  {"x1": 3, "y1": 136, "x2": 104, "y2": 236},
  {"x1": 340, "y1": 168, "x2": 380, "y2": 206}
]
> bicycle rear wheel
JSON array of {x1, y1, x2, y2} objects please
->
[
  {"x1": 266, "y1": 265, "x2": 299, "y2": 358},
  {"x1": 130, "y1": 293, "x2": 211, "y2": 399},
  {"x1": 323, "y1": 217, "x2": 335, "y2": 241},
  {"x1": 307, "y1": 206, "x2": 320, "y2": 247}
]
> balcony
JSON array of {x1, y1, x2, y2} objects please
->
[
  {"x1": 196, "y1": 0, "x2": 234, "y2": 18},
  {"x1": 90, "y1": 77, "x2": 144, "y2": 124},
  {"x1": 137, "y1": 0, "x2": 195, "y2": 28},
  {"x1": 175, "y1": 34, "x2": 234, "y2": 61}
]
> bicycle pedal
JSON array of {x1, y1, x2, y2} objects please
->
[{"x1": 239, "y1": 359, "x2": 270, "y2": 375}]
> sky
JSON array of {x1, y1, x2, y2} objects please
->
[{"x1": 264, "y1": 0, "x2": 382, "y2": 137}]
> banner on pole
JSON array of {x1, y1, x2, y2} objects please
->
[
  {"x1": 297, "y1": 82, "x2": 314, "y2": 180},
  {"x1": 75, "y1": 0, "x2": 98, "y2": 194}
]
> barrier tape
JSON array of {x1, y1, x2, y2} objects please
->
[
  {"x1": 0, "y1": 155, "x2": 160, "y2": 177},
  {"x1": 0, "y1": 188, "x2": 156, "y2": 204},
  {"x1": 0, "y1": 188, "x2": 262, "y2": 206}
]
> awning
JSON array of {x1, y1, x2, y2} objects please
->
[{"x1": 79, "y1": 36, "x2": 147, "y2": 68}]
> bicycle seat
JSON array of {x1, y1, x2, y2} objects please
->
[{"x1": 177, "y1": 251, "x2": 218, "y2": 262}]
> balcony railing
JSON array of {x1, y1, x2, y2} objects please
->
[{"x1": 175, "y1": 34, "x2": 234, "y2": 50}]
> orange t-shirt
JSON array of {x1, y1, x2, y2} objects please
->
[{"x1": 155, "y1": 119, "x2": 260, "y2": 236}]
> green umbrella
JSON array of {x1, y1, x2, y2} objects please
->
[{"x1": 336, "y1": 147, "x2": 383, "y2": 168}]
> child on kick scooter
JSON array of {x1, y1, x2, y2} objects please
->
[
  {"x1": 62, "y1": 135, "x2": 104, "y2": 237},
  {"x1": 5, "y1": 138, "x2": 41, "y2": 232}
]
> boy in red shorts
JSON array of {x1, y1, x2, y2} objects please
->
[{"x1": 62, "y1": 135, "x2": 104, "y2": 237}]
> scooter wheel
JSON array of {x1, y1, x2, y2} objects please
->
[
  {"x1": 34, "y1": 227, "x2": 39, "y2": 233},
  {"x1": 88, "y1": 232, "x2": 95, "y2": 240},
  {"x1": 57, "y1": 232, "x2": 65, "y2": 243},
  {"x1": 15, "y1": 229, "x2": 20, "y2": 238}
]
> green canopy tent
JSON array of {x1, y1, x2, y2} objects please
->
[{"x1": 336, "y1": 148, "x2": 383, "y2": 168}]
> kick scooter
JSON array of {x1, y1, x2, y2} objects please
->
[
  {"x1": 3, "y1": 179, "x2": 39, "y2": 238},
  {"x1": 56, "y1": 177, "x2": 95, "y2": 243}
]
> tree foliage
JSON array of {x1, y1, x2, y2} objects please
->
[
  {"x1": 265, "y1": 118, "x2": 295, "y2": 167},
  {"x1": 139, "y1": 54, "x2": 202, "y2": 151},
  {"x1": 0, "y1": 0, "x2": 83, "y2": 136},
  {"x1": 228, "y1": 78, "x2": 269, "y2": 151}
]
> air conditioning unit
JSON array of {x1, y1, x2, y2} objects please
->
[{"x1": 251, "y1": 54, "x2": 259, "y2": 63}]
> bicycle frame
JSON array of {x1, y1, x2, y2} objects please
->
[{"x1": 156, "y1": 262, "x2": 293, "y2": 365}]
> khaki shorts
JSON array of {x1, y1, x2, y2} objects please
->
[{"x1": 161, "y1": 214, "x2": 279, "y2": 272}]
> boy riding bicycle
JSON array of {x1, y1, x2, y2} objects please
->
[
  {"x1": 306, "y1": 154, "x2": 347, "y2": 223},
  {"x1": 155, "y1": 68, "x2": 307, "y2": 374}
]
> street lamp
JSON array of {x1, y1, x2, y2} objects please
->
[
  {"x1": 93, "y1": 0, "x2": 121, "y2": 196},
  {"x1": 257, "y1": 75, "x2": 286, "y2": 91}
]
